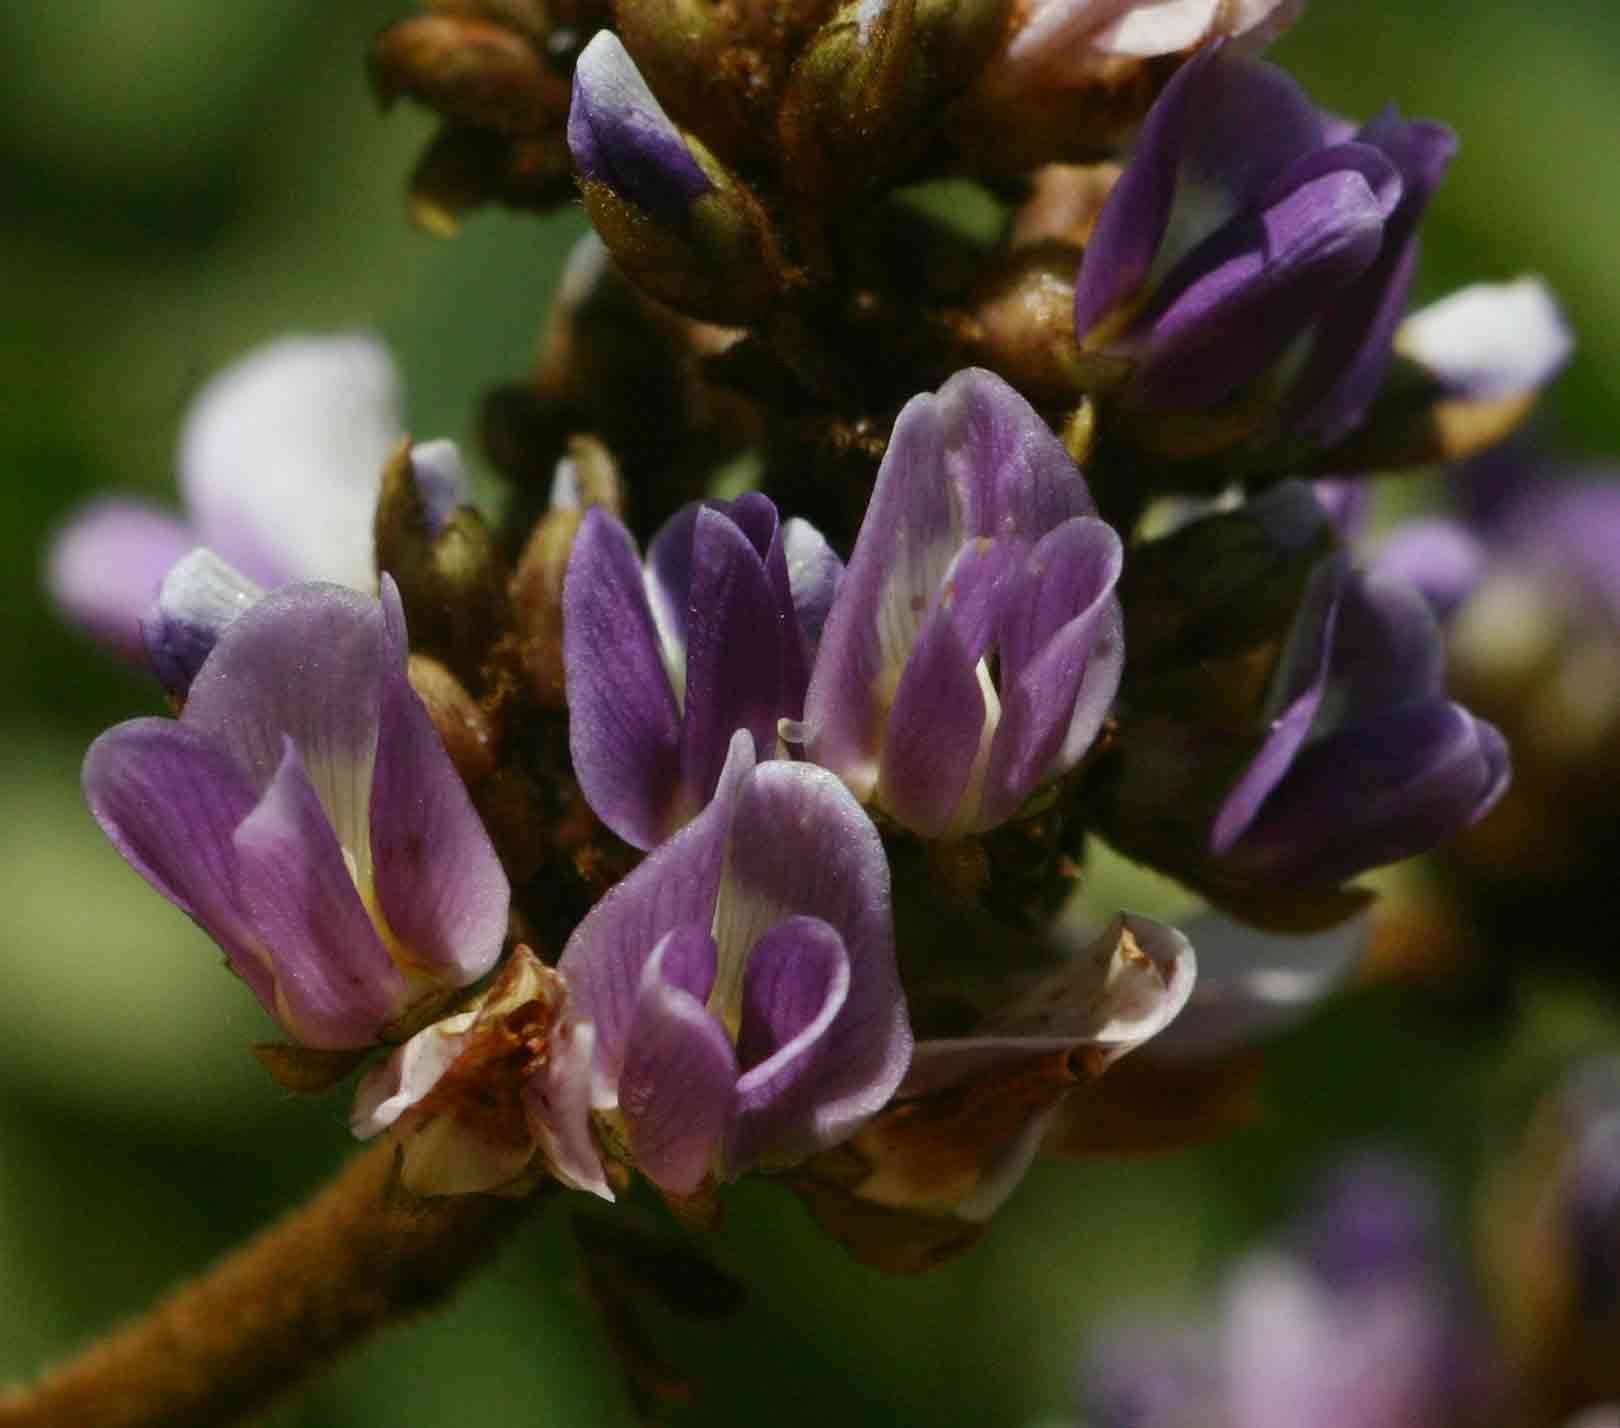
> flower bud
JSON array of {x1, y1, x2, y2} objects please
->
[
  {"x1": 371, "y1": 15, "x2": 567, "y2": 135},
  {"x1": 374, "y1": 438, "x2": 511, "y2": 687},
  {"x1": 568, "y1": 33, "x2": 788, "y2": 323},
  {"x1": 407, "y1": 653, "x2": 501, "y2": 784}
]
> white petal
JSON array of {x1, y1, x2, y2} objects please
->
[
  {"x1": 180, "y1": 334, "x2": 403, "y2": 590},
  {"x1": 1397, "y1": 277, "x2": 1573, "y2": 401}
]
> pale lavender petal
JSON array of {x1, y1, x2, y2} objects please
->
[
  {"x1": 568, "y1": 32, "x2": 713, "y2": 228},
  {"x1": 561, "y1": 732, "x2": 755, "y2": 1101},
  {"x1": 982, "y1": 520, "x2": 1124, "y2": 826},
  {"x1": 713, "y1": 761, "x2": 910, "y2": 1150},
  {"x1": 804, "y1": 384, "x2": 963, "y2": 798},
  {"x1": 729, "y1": 915, "x2": 851, "y2": 1171},
  {"x1": 564, "y1": 509, "x2": 683, "y2": 850},
  {"x1": 620, "y1": 933, "x2": 738, "y2": 1194},
  {"x1": 679, "y1": 506, "x2": 783, "y2": 806},
  {"x1": 644, "y1": 503, "x2": 701, "y2": 682},
  {"x1": 1133, "y1": 163, "x2": 1388, "y2": 408},
  {"x1": 141, "y1": 549, "x2": 265, "y2": 696},
  {"x1": 995, "y1": 517, "x2": 1123, "y2": 684},
  {"x1": 408, "y1": 439, "x2": 469, "y2": 534},
  {"x1": 876, "y1": 602, "x2": 986, "y2": 836},
  {"x1": 180, "y1": 334, "x2": 401, "y2": 590},
  {"x1": 1150, "y1": 912, "x2": 1365, "y2": 1058},
  {"x1": 1397, "y1": 277, "x2": 1573, "y2": 400},
  {"x1": 83, "y1": 718, "x2": 268, "y2": 1007},
  {"x1": 232, "y1": 738, "x2": 407, "y2": 1048},
  {"x1": 369, "y1": 579, "x2": 509, "y2": 985},
  {"x1": 783, "y1": 516, "x2": 844, "y2": 650},
  {"x1": 1211, "y1": 555, "x2": 1345, "y2": 855},
  {"x1": 1226, "y1": 701, "x2": 1510, "y2": 884},
  {"x1": 48, "y1": 500, "x2": 195, "y2": 659},
  {"x1": 937, "y1": 369, "x2": 1096, "y2": 536},
  {"x1": 1088, "y1": 0, "x2": 1219, "y2": 55},
  {"x1": 182, "y1": 583, "x2": 386, "y2": 864},
  {"x1": 1073, "y1": 45, "x2": 1218, "y2": 337},
  {"x1": 1371, "y1": 521, "x2": 1488, "y2": 622}
]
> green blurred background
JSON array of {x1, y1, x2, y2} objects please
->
[{"x1": 3, "y1": 2, "x2": 1619, "y2": 1423}]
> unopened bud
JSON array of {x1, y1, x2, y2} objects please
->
[
  {"x1": 510, "y1": 439, "x2": 620, "y2": 703},
  {"x1": 966, "y1": 241, "x2": 1089, "y2": 402},
  {"x1": 408, "y1": 653, "x2": 501, "y2": 784},
  {"x1": 568, "y1": 33, "x2": 787, "y2": 322},
  {"x1": 375, "y1": 438, "x2": 512, "y2": 685}
]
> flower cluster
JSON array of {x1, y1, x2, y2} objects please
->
[{"x1": 50, "y1": 0, "x2": 1578, "y2": 1274}]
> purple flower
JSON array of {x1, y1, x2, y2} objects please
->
[
  {"x1": 48, "y1": 335, "x2": 407, "y2": 662},
  {"x1": 1072, "y1": 49, "x2": 1454, "y2": 438},
  {"x1": 567, "y1": 32, "x2": 713, "y2": 227},
  {"x1": 1210, "y1": 540, "x2": 1509, "y2": 887},
  {"x1": 1555, "y1": 1059, "x2": 1620, "y2": 1321},
  {"x1": 564, "y1": 494, "x2": 840, "y2": 850},
  {"x1": 1079, "y1": 1156, "x2": 1505, "y2": 1428},
  {"x1": 804, "y1": 368, "x2": 1124, "y2": 837},
  {"x1": 83, "y1": 579, "x2": 508, "y2": 1050},
  {"x1": 556, "y1": 731, "x2": 911, "y2": 1196}
]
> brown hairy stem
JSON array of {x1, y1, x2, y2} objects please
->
[{"x1": 0, "y1": 1141, "x2": 546, "y2": 1428}]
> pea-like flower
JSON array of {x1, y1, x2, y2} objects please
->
[
  {"x1": 1211, "y1": 557, "x2": 1509, "y2": 886},
  {"x1": 49, "y1": 335, "x2": 405, "y2": 662},
  {"x1": 804, "y1": 368, "x2": 1123, "y2": 837},
  {"x1": 1073, "y1": 47, "x2": 1455, "y2": 440},
  {"x1": 83, "y1": 578, "x2": 508, "y2": 1049},
  {"x1": 557, "y1": 731, "x2": 911, "y2": 1196},
  {"x1": 1079, "y1": 1156, "x2": 1506, "y2": 1428},
  {"x1": 564, "y1": 493, "x2": 841, "y2": 849}
]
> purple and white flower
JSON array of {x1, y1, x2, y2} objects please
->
[
  {"x1": 83, "y1": 578, "x2": 508, "y2": 1050},
  {"x1": 1072, "y1": 48, "x2": 1455, "y2": 440},
  {"x1": 804, "y1": 368, "x2": 1123, "y2": 837},
  {"x1": 564, "y1": 494, "x2": 841, "y2": 850},
  {"x1": 1079, "y1": 1156, "x2": 1505, "y2": 1428},
  {"x1": 49, "y1": 335, "x2": 407, "y2": 662},
  {"x1": 557, "y1": 731, "x2": 911, "y2": 1196},
  {"x1": 1210, "y1": 534, "x2": 1509, "y2": 887}
]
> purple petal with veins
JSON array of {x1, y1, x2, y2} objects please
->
[
  {"x1": 679, "y1": 507, "x2": 783, "y2": 806},
  {"x1": 1224, "y1": 700, "x2": 1509, "y2": 884},
  {"x1": 83, "y1": 719, "x2": 268, "y2": 1005},
  {"x1": 713, "y1": 761, "x2": 910, "y2": 1153},
  {"x1": 564, "y1": 509, "x2": 683, "y2": 850},
  {"x1": 1132, "y1": 162, "x2": 1388, "y2": 408},
  {"x1": 560, "y1": 733, "x2": 755, "y2": 1100},
  {"x1": 232, "y1": 738, "x2": 406, "y2": 1048},
  {"x1": 620, "y1": 932, "x2": 738, "y2": 1195},
  {"x1": 182, "y1": 583, "x2": 387, "y2": 861},
  {"x1": 369, "y1": 579, "x2": 508, "y2": 985},
  {"x1": 729, "y1": 916, "x2": 851, "y2": 1171},
  {"x1": 875, "y1": 602, "x2": 987, "y2": 835}
]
